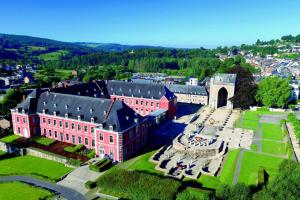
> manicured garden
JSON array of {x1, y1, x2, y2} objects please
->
[
  {"x1": 0, "y1": 134, "x2": 22, "y2": 143},
  {"x1": 219, "y1": 149, "x2": 240, "y2": 185},
  {"x1": 29, "y1": 137, "x2": 56, "y2": 146},
  {"x1": 0, "y1": 182, "x2": 53, "y2": 200},
  {"x1": 0, "y1": 155, "x2": 72, "y2": 181},
  {"x1": 262, "y1": 123, "x2": 285, "y2": 140},
  {"x1": 238, "y1": 151, "x2": 285, "y2": 185}
]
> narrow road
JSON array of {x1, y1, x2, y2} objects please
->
[{"x1": 0, "y1": 175, "x2": 86, "y2": 200}]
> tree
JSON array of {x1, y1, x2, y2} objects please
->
[
  {"x1": 226, "y1": 65, "x2": 257, "y2": 109},
  {"x1": 216, "y1": 183, "x2": 251, "y2": 200},
  {"x1": 255, "y1": 76, "x2": 291, "y2": 108}
]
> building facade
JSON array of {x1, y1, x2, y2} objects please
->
[
  {"x1": 166, "y1": 84, "x2": 208, "y2": 105},
  {"x1": 11, "y1": 89, "x2": 147, "y2": 162},
  {"x1": 209, "y1": 73, "x2": 236, "y2": 109}
]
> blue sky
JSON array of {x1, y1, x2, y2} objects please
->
[{"x1": 1, "y1": 0, "x2": 300, "y2": 48}]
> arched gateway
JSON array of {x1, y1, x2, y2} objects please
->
[{"x1": 209, "y1": 73, "x2": 236, "y2": 109}]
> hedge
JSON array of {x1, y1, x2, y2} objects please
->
[
  {"x1": 87, "y1": 150, "x2": 96, "y2": 159},
  {"x1": 64, "y1": 144, "x2": 84, "y2": 153},
  {"x1": 89, "y1": 158, "x2": 112, "y2": 172},
  {"x1": 66, "y1": 158, "x2": 82, "y2": 167},
  {"x1": 85, "y1": 180, "x2": 97, "y2": 189},
  {"x1": 28, "y1": 137, "x2": 56, "y2": 146}
]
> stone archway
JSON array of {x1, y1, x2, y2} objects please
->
[{"x1": 217, "y1": 87, "x2": 228, "y2": 108}]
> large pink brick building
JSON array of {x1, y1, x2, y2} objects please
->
[{"x1": 11, "y1": 89, "x2": 147, "y2": 162}]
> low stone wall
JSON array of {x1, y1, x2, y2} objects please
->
[
  {"x1": 25, "y1": 147, "x2": 68, "y2": 164},
  {"x1": 0, "y1": 141, "x2": 8, "y2": 152}
]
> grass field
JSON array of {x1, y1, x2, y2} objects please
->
[
  {"x1": 0, "y1": 155, "x2": 72, "y2": 181},
  {"x1": 241, "y1": 120, "x2": 259, "y2": 132},
  {"x1": 0, "y1": 134, "x2": 22, "y2": 143},
  {"x1": 262, "y1": 123, "x2": 285, "y2": 141},
  {"x1": 219, "y1": 149, "x2": 240, "y2": 185},
  {"x1": 38, "y1": 50, "x2": 69, "y2": 61},
  {"x1": 55, "y1": 69, "x2": 73, "y2": 80},
  {"x1": 238, "y1": 151, "x2": 285, "y2": 185},
  {"x1": 261, "y1": 140, "x2": 287, "y2": 155},
  {"x1": 28, "y1": 46, "x2": 47, "y2": 51},
  {"x1": 29, "y1": 137, "x2": 56, "y2": 146},
  {"x1": 127, "y1": 150, "x2": 162, "y2": 174},
  {"x1": 0, "y1": 182, "x2": 53, "y2": 200}
]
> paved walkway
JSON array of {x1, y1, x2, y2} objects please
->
[
  {"x1": 0, "y1": 175, "x2": 85, "y2": 200},
  {"x1": 58, "y1": 164, "x2": 102, "y2": 195}
]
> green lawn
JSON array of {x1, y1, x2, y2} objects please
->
[
  {"x1": 0, "y1": 150, "x2": 7, "y2": 156},
  {"x1": 0, "y1": 182, "x2": 53, "y2": 200},
  {"x1": 238, "y1": 151, "x2": 285, "y2": 185},
  {"x1": 262, "y1": 123, "x2": 285, "y2": 141},
  {"x1": 38, "y1": 50, "x2": 69, "y2": 61},
  {"x1": 0, "y1": 155, "x2": 72, "y2": 181},
  {"x1": 261, "y1": 140, "x2": 287, "y2": 155},
  {"x1": 219, "y1": 149, "x2": 240, "y2": 185},
  {"x1": 127, "y1": 150, "x2": 162, "y2": 174},
  {"x1": 241, "y1": 120, "x2": 259, "y2": 132},
  {"x1": 0, "y1": 134, "x2": 22, "y2": 143},
  {"x1": 197, "y1": 174, "x2": 221, "y2": 189},
  {"x1": 29, "y1": 137, "x2": 56, "y2": 146},
  {"x1": 251, "y1": 143, "x2": 258, "y2": 151},
  {"x1": 55, "y1": 69, "x2": 73, "y2": 79}
]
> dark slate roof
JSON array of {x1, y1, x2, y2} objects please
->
[
  {"x1": 212, "y1": 73, "x2": 237, "y2": 85},
  {"x1": 35, "y1": 92, "x2": 143, "y2": 132},
  {"x1": 51, "y1": 80, "x2": 109, "y2": 98},
  {"x1": 107, "y1": 80, "x2": 176, "y2": 100},
  {"x1": 16, "y1": 97, "x2": 38, "y2": 115},
  {"x1": 166, "y1": 84, "x2": 208, "y2": 96}
]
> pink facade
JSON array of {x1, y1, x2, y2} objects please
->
[
  {"x1": 110, "y1": 95, "x2": 177, "y2": 118},
  {"x1": 11, "y1": 110, "x2": 147, "y2": 162},
  {"x1": 12, "y1": 112, "x2": 39, "y2": 138}
]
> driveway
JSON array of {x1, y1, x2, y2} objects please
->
[
  {"x1": 0, "y1": 175, "x2": 85, "y2": 200},
  {"x1": 58, "y1": 164, "x2": 102, "y2": 195}
]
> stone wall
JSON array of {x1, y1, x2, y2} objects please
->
[{"x1": 25, "y1": 147, "x2": 68, "y2": 164}]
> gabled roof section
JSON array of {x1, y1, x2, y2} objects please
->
[
  {"x1": 107, "y1": 80, "x2": 175, "y2": 100},
  {"x1": 51, "y1": 80, "x2": 109, "y2": 98},
  {"x1": 166, "y1": 84, "x2": 208, "y2": 96}
]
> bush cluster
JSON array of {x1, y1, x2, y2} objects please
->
[
  {"x1": 89, "y1": 158, "x2": 112, "y2": 172},
  {"x1": 85, "y1": 180, "x2": 97, "y2": 189},
  {"x1": 87, "y1": 150, "x2": 96, "y2": 159},
  {"x1": 287, "y1": 113, "x2": 300, "y2": 139},
  {"x1": 64, "y1": 144, "x2": 84, "y2": 153},
  {"x1": 66, "y1": 158, "x2": 82, "y2": 166}
]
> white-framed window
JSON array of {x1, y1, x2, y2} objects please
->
[
  {"x1": 65, "y1": 122, "x2": 69, "y2": 128},
  {"x1": 85, "y1": 138, "x2": 88, "y2": 145},
  {"x1": 109, "y1": 135, "x2": 114, "y2": 143},
  {"x1": 16, "y1": 117, "x2": 20, "y2": 122},
  {"x1": 91, "y1": 127, "x2": 95, "y2": 133},
  {"x1": 99, "y1": 133, "x2": 103, "y2": 141},
  {"x1": 42, "y1": 118, "x2": 45, "y2": 124},
  {"x1": 78, "y1": 136, "x2": 82, "y2": 144},
  {"x1": 84, "y1": 126, "x2": 88, "y2": 132},
  {"x1": 78, "y1": 124, "x2": 81, "y2": 131}
]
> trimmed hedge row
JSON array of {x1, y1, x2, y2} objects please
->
[
  {"x1": 85, "y1": 180, "x2": 97, "y2": 189},
  {"x1": 87, "y1": 150, "x2": 96, "y2": 159},
  {"x1": 66, "y1": 158, "x2": 82, "y2": 167},
  {"x1": 64, "y1": 144, "x2": 84, "y2": 153},
  {"x1": 89, "y1": 158, "x2": 112, "y2": 172}
]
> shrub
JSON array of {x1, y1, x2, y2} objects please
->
[
  {"x1": 96, "y1": 169, "x2": 181, "y2": 200},
  {"x1": 85, "y1": 180, "x2": 97, "y2": 189},
  {"x1": 87, "y1": 150, "x2": 96, "y2": 159},
  {"x1": 66, "y1": 158, "x2": 82, "y2": 167},
  {"x1": 64, "y1": 144, "x2": 84, "y2": 153},
  {"x1": 29, "y1": 137, "x2": 56, "y2": 146},
  {"x1": 89, "y1": 158, "x2": 112, "y2": 172}
]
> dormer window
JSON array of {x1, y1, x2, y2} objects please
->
[
  {"x1": 134, "y1": 118, "x2": 138, "y2": 123},
  {"x1": 138, "y1": 89, "x2": 141, "y2": 93},
  {"x1": 77, "y1": 107, "x2": 81, "y2": 111},
  {"x1": 22, "y1": 109, "x2": 25, "y2": 114},
  {"x1": 109, "y1": 125, "x2": 113, "y2": 131},
  {"x1": 78, "y1": 115, "x2": 81, "y2": 120},
  {"x1": 91, "y1": 117, "x2": 94, "y2": 123},
  {"x1": 53, "y1": 111, "x2": 56, "y2": 116},
  {"x1": 90, "y1": 109, "x2": 94, "y2": 113},
  {"x1": 104, "y1": 110, "x2": 107, "y2": 115},
  {"x1": 129, "y1": 88, "x2": 131, "y2": 92},
  {"x1": 159, "y1": 91, "x2": 162, "y2": 95},
  {"x1": 65, "y1": 105, "x2": 69, "y2": 109},
  {"x1": 53, "y1": 103, "x2": 57, "y2": 108},
  {"x1": 43, "y1": 101, "x2": 47, "y2": 106},
  {"x1": 99, "y1": 124, "x2": 103, "y2": 129},
  {"x1": 148, "y1": 90, "x2": 150, "y2": 94},
  {"x1": 65, "y1": 113, "x2": 68, "y2": 118},
  {"x1": 42, "y1": 109, "x2": 46, "y2": 114}
]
